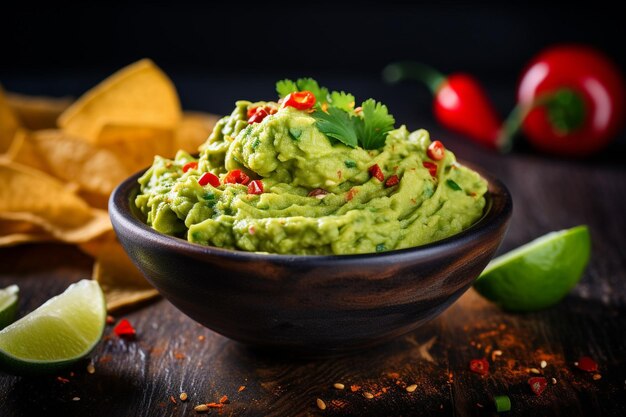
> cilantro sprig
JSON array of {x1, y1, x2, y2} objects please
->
[{"x1": 276, "y1": 78, "x2": 396, "y2": 150}]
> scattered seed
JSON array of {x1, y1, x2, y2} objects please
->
[
  {"x1": 529, "y1": 368, "x2": 541, "y2": 374},
  {"x1": 179, "y1": 392, "x2": 188, "y2": 402},
  {"x1": 491, "y1": 350, "x2": 503, "y2": 361},
  {"x1": 72, "y1": 397, "x2": 80, "y2": 401},
  {"x1": 406, "y1": 384, "x2": 417, "y2": 393},
  {"x1": 476, "y1": 403, "x2": 484, "y2": 408},
  {"x1": 56, "y1": 376, "x2": 69, "y2": 383},
  {"x1": 333, "y1": 383, "x2": 345, "y2": 390},
  {"x1": 316, "y1": 398, "x2": 326, "y2": 410},
  {"x1": 194, "y1": 404, "x2": 209, "y2": 413},
  {"x1": 593, "y1": 374, "x2": 602, "y2": 381},
  {"x1": 540, "y1": 360, "x2": 547, "y2": 369},
  {"x1": 551, "y1": 378, "x2": 557, "y2": 385},
  {"x1": 219, "y1": 395, "x2": 229, "y2": 404},
  {"x1": 238, "y1": 385, "x2": 246, "y2": 392},
  {"x1": 363, "y1": 392, "x2": 374, "y2": 399},
  {"x1": 86, "y1": 363, "x2": 95, "y2": 374}
]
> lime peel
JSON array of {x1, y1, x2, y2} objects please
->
[
  {"x1": 0, "y1": 285, "x2": 19, "y2": 330},
  {"x1": 474, "y1": 225, "x2": 591, "y2": 312}
]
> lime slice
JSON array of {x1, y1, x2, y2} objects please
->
[
  {"x1": 474, "y1": 225, "x2": 591, "y2": 312},
  {"x1": 0, "y1": 280, "x2": 106, "y2": 375},
  {"x1": 0, "y1": 285, "x2": 19, "y2": 330}
]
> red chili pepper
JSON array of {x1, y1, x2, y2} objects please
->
[
  {"x1": 427, "y1": 140, "x2": 445, "y2": 160},
  {"x1": 469, "y1": 358, "x2": 489, "y2": 375},
  {"x1": 198, "y1": 172, "x2": 220, "y2": 187},
  {"x1": 281, "y1": 91, "x2": 316, "y2": 110},
  {"x1": 247, "y1": 179, "x2": 264, "y2": 195},
  {"x1": 385, "y1": 174, "x2": 400, "y2": 187},
  {"x1": 368, "y1": 164, "x2": 384, "y2": 182},
  {"x1": 113, "y1": 318, "x2": 136, "y2": 339},
  {"x1": 182, "y1": 161, "x2": 198, "y2": 173},
  {"x1": 383, "y1": 62, "x2": 502, "y2": 149},
  {"x1": 248, "y1": 107, "x2": 269, "y2": 124},
  {"x1": 223, "y1": 169, "x2": 250, "y2": 185},
  {"x1": 528, "y1": 377, "x2": 548, "y2": 396},
  {"x1": 506, "y1": 45, "x2": 625, "y2": 156},
  {"x1": 576, "y1": 356, "x2": 599, "y2": 372},
  {"x1": 422, "y1": 161, "x2": 438, "y2": 177},
  {"x1": 247, "y1": 106, "x2": 258, "y2": 119}
]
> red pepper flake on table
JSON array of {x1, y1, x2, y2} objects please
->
[
  {"x1": 575, "y1": 356, "x2": 598, "y2": 372},
  {"x1": 113, "y1": 318, "x2": 136, "y2": 339},
  {"x1": 469, "y1": 358, "x2": 490, "y2": 375},
  {"x1": 528, "y1": 376, "x2": 548, "y2": 396}
]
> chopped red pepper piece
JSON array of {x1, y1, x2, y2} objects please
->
[
  {"x1": 247, "y1": 106, "x2": 259, "y2": 118},
  {"x1": 247, "y1": 180, "x2": 264, "y2": 195},
  {"x1": 281, "y1": 91, "x2": 316, "y2": 110},
  {"x1": 248, "y1": 107, "x2": 270, "y2": 124},
  {"x1": 113, "y1": 318, "x2": 136, "y2": 339},
  {"x1": 469, "y1": 358, "x2": 489, "y2": 375},
  {"x1": 198, "y1": 172, "x2": 220, "y2": 187},
  {"x1": 368, "y1": 164, "x2": 384, "y2": 182},
  {"x1": 385, "y1": 174, "x2": 400, "y2": 187},
  {"x1": 422, "y1": 161, "x2": 438, "y2": 177},
  {"x1": 182, "y1": 161, "x2": 198, "y2": 173},
  {"x1": 576, "y1": 356, "x2": 598, "y2": 372},
  {"x1": 528, "y1": 377, "x2": 548, "y2": 396},
  {"x1": 223, "y1": 169, "x2": 250, "y2": 185},
  {"x1": 427, "y1": 140, "x2": 445, "y2": 160}
]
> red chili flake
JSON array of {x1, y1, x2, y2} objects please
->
[
  {"x1": 198, "y1": 172, "x2": 220, "y2": 187},
  {"x1": 387, "y1": 372, "x2": 400, "y2": 379},
  {"x1": 346, "y1": 188, "x2": 358, "y2": 201},
  {"x1": 247, "y1": 179, "x2": 264, "y2": 195},
  {"x1": 247, "y1": 106, "x2": 258, "y2": 118},
  {"x1": 174, "y1": 352, "x2": 186, "y2": 360},
  {"x1": 56, "y1": 376, "x2": 70, "y2": 384},
  {"x1": 238, "y1": 385, "x2": 246, "y2": 392},
  {"x1": 169, "y1": 395, "x2": 177, "y2": 404},
  {"x1": 248, "y1": 226, "x2": 256, "y2": 235},
  {"x1": 281, "y1": 91, "x2": 316, "y2": 110},
  {"x1": 469, "y1": 358, "x2": 489, "y2": 375},
  {"x1": 182, "y1": 161, "x2": 198, "y2": 173},
  {"x1": 528, "y1": 377, "x2": 548, "y2": 396},
  {"x1": 219, "y1": 395, "x2": 229, "y2": 404},
  {"x1": 248, "y1": 107, "x2": 269, "y2": 124},
  {"x1": 368, "y1": 164, "x2": 384, "y2": 182},
  {"x1": 385, "y1": 175, "x2": 400, "y2": 187},
  {"x1": 205, "y1": 402, "x2": 224, "y2": 409},
  {"x1": 224, "y1": 169, "x2": 250, "y2": 185},
  {"x1": 422, "y1": 161, "x2": 438, "y2": 177},
  {"x1": 427, "y1": 140, "x2": 445, "y2": 160},
  {"x1": 350, "y1": 385, "x2": 361, "y2": 392},
  {"x1": 106, "y1": 315, "x2": 115, "y2": 325},
  {"x1": 113, "y1": 318, "x2": 136, "y2": 339},
  {"x1": 307, "y1": 188, "x2": 328, "y2": 198},
  {"x1": 576, "y1": 356, "x2": 598, "y2": 372}
]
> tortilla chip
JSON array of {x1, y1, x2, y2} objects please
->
[
  {"x1": 0, "y1": 217, "x2": 54, "y2": 246},
  {"x1": 89, "y1": 234, "x2": 159, "y2": 312},
  {"x1": 175, "y1": 111, "x2": 220, "y2": 153},
  {"x1": 6, "y1": 92, "x2": 72, "y2": 130},
  {"x1": 0, "y1": 160, "x2": 111, "y2": 242},
  {"x1": 97, "y1": 124, "x2": 175, "y2": 171},
  {"x1": 8, "y1": 129, "x2": 129, "y2": 200},
  {"x1": 0, "y1": 85, "x2": 21, "y2": 153},
  {"x1": 58, "y1": 59, "x2": 181, "y2": 142}
]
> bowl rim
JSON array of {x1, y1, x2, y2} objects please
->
[{"x1": 109, "y1": 162, "x2": 512, "y2": 263}]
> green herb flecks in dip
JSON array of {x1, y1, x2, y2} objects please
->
[{"x1": 135, "y1": 79, "x2": 487, "y2": 255}]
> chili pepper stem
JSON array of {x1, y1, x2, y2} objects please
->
[
  {"x1": 498, "y1": 88, "x2": 585, "y2": 153},
  {"x1": 382, "y1": 62, "x2": 447, "y2": 93}
]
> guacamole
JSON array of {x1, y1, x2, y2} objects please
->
[{"x1": 135, "y1": 82, "x2": 487, "y2": 255}]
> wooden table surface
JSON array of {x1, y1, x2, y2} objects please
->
[{"x1": 1, "y1": 80, "x2": 626, "y2": 416}]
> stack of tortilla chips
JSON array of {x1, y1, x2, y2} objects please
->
[{"x1": 0, "y1": 59, "x2": 219, "y2": 311}]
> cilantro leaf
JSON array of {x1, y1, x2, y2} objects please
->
[
  {"x1": 312, "y1": 107, "x2": 358, "y2": 148},
  {"x1": 329, "y1": 91, "x2": 356, "y2": 112},
  {"x1": 358, "y1": 99, "x2": 395, "y2": 150},
  {"x1": 276, "y1": 79, "x2": 298, "y2": 98},
  {"x1": 296, "y1": 78, "x2": 330, "y2": 104}
]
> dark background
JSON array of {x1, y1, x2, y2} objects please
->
[{"x1": 1, "y1": 1, "x2": 625, "y2": 151}]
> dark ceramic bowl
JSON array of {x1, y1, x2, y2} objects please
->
[{"x1": 109, "y1": 165, "x2": 512, "y2": 355}]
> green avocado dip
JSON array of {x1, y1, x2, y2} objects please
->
[{"x1": 135, "y1": 78, "x2": 488, "y2": 255}]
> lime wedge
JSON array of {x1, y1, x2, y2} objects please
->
[
  {"x1": 0, "y1": 280, "x2": 106, "y2": 375},
  {"x1": 0, "y1": 285, "x2": 19, "y2": 330},
  {"x1": 474, "y1": 225, "x2": 591, "y2": 312}
]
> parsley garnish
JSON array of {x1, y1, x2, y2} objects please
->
[
  {"x1": 277, "y1": 78, "x2": 396, "y2": 150},
  {"x1": 446, "y1": 179, "x2": 462, "y2": 191}
]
